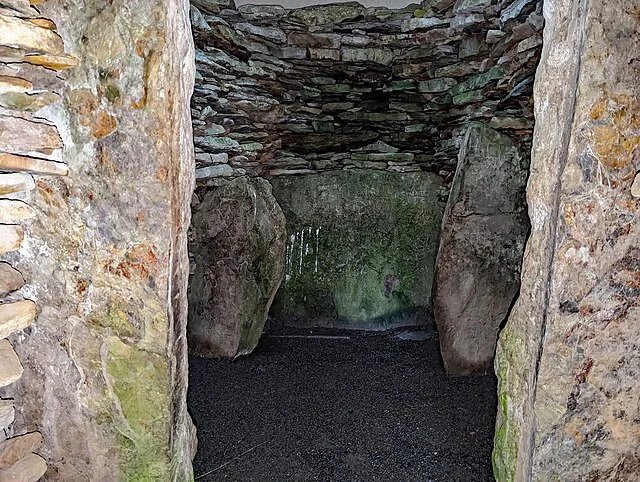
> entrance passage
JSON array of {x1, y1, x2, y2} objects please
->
[{"x1": 188, "y1": 328, "x2": 496, "y2": 481}]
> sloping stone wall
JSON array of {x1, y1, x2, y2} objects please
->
[
  {"x1": 0, "y1": 0, "x2": 196, "y2": 480},
  {"x1": 191, "y1": 0, "x2": 542, "y2": 182},
  {"x1": 493, "y1": 0, "x2": 640, "y2": 480}
]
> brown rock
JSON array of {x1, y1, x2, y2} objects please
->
[
  {"x1": 0, "y1": 225, "x2": 23, "y2": 254},
  {"x1": 0, "y1": 90, "x2": 60, "y2": 111},
  {"x1": 0, "y1": 339, "x2": 23, "y2": 388},
  {"x1": 0, "y1": 433, "x2": 42, "y2": 469},
  {"x1": 188, "y1": 177, "x2": 286, "y2": 358},
  {"x1": 0, "y1": 453, "x2": 46, "y2": 482},
  {"x1": 0, "y1": 14, "x2": 64, "y2": 54},
  {"x1": 0, "y1": 153, "x2": 68, "y2": 175},
  {"x1": 0, "y1": 75, "x2": 31, "y2": 93},
  {"x1": 0, "y1": 173, "x2": 34, "y2": 195},
  {"x1": 0, "y1": 116, "x2": 63, "y2": 154},
  {"x1": 0, "y1": 263, "x2": 24, "y2": 297},
  {"x1": 22, "y1": 53, "x2": 79, "y2": 70},
  {"x1": 434, "y1": 122, "x2": 528, "y2": 375},
  {"x1": 0, "y1": 300, "x2": 36, "y2": 339},
  {"x1": 0, "y1": 199, "x2": 36, "y2": 222}
]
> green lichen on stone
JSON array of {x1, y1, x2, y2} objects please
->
[
  {"x1": 105, "y1": 84, "x2": 121, "y2": 104},
  {"x1": 89, "y1": 303, "x2": 138, "y2": 339},
  {"x1": 270, "y1": 170, "x2": 443, "y2": 329},
  {"x1": 492, "y1": 327, "x2": 521, "y2": 482},
  {"x1": 106, "y1": 337, "x2": 171, "y2": 481}
]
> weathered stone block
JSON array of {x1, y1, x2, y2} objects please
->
[
  {"x1": 270, "y1": 170, "x2": 443, "y2": 329},
  {"x1": 434, "y1": 122, "x2": 528, "y2": 375},
  {"x1": 188, "y1": 177, "x2": 286, "y2": 358}
]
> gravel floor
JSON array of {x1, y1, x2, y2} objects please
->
[{"x1": 188, "y1": 329, "x2": 497, "y2": 482}]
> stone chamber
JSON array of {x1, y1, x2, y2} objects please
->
[{"x1": 0, "y1": 0, "x2": 637, "y2": 480}]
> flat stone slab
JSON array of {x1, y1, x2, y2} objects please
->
[
  {"x1": 0, "y1": 453, "x2": 46, "y2": 482},
  {"x1": 0, "y1": 432, "x2": 42, "y2": 469},
  {"x1": 0, "y1": 200, "x2": 35, "y2": 222},
  {"x1": 0, "y1": 339, "x2": 23, "y2": 388},
  {"x1": 0, "y1": 225, "x2": 23, "y2": 255},
  {"x1": 0, "y1": 263, "x2": 24, "y2": 297},
  {"x1": 434, "y1": 122, "x2": 529, "y2": 375},
  {"x1": 0, "y1": 300, "x2": 36, "y2": 339}
]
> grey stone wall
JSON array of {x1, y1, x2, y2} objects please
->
[{"x1": 191, "y1": 0, "x2": 542, "y2": 184}]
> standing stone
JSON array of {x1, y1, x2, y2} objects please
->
[
  {"x1": 433, "y1": 122, "x2": 528, "y2": 375},
  {"x1": 188, "y1": 177, "x2": 286, "y2": 358}
]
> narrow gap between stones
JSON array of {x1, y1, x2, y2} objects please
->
[{"x1": 185, "y1": 0, "x2": 541, "y2": 479}]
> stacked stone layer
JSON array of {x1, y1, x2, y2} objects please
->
[
  {"x1": 191, "y1": 0, "x2": 542, "y2": 183},
  {"x1": 0, "y1": 0, "x2": 76, "y2": 479}
]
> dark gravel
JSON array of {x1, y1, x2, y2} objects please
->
[{"x1": 188, "y1": 330, "x2": 497, "y2": 482}]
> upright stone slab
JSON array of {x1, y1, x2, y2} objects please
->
[
  {"x1": 494, "y1": 1, "x2": 640, "y2": 480},
  {"x1": 270, "y1": 170, "x2": 443, "y2": 329},
  {"x1": 433, "y1": 122, "x2": 528, "y2": 375},
  {"x1": 189, "y1": 177, "x2": 286, "y2": 358}
]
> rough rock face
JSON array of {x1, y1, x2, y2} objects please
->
[
  {"x1": 189, "y1": 177, "x2": 286, "y2": 358},
  {"x1": 270, "y1": 170, "x2": 443, "y2": 329},
  {"x1": 0, "y1": 0, "x2": 196, "y2": 480},
  {"x1": 493, "y1": 0, "x2": 640, "y2": 480},
  {"x1": 434, "y1": 122, "x2": 528, "y2": 375}
]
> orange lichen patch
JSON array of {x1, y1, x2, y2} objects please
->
[
  {"x1": 23, "y1": 53, "x2": 78, "y2": 70},
  {"x1": 90, "y1": 111, "x2": 117, "y2": 139},
  {"x1": 563, "y1": 203, "x2": 576, "y2": 226},
  {"x1": 154, "y1": 166, "x2": 168, "y2": 183},
  {"x1": 108, "y1": 244, "x2": 160, "y2": 281},
  {"x1": 26, "y1": 18, "x2": 57, "y2": 30},
  {"x1": 588, "y1": 94, "x2": 640, "y2": 171},
  {"x1": 35, "y1": 179, "x2": 65, "y2": 209}
]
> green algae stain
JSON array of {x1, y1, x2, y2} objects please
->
[
  {"x1": 270, "y1": 170, "x2": 443, "y2": 328},
  {"x1": 106, "y1": 337, "x2": 171, "y2": 481}
]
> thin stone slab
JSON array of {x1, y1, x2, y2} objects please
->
[
  {"x1": 0, "y1": 300, "x2": 36, "y2": 339},
  {"x1": 0, "y1": 263, "x2": 24, "y2": 297},
  {"x1": 0, "y1": 432, "x2": 42, "y2": 469},
  {"x1": 0, "y1": 339, "x2": 23, "y2": 388},
  {"x1": 0, "y1": 75, "x2": 31, "y2": 93},
  {"x1": 0, "y1": 173, "x2": 34, "y2": 195},
  {"x1": 0, "y1": 400, "x2": 14, "y2": 432},
  {"x1": 0, "y1": 225, "x2": 23, "y2": 254},
  {"x1": 0, "y1": 199, "x2": 36, "y2": 222},
  {"x1": 0, "y1": 153, "x2": 68, "y2": 175},
  {"x1": 0, "y1": 453, "x2": 47, "y2": 482},
  {"x1": 0, "y1": 117, "x2": 63, "y2": 154},
  {"x1": 0, "y1": 14, "x2": 64, "y2": 54}
]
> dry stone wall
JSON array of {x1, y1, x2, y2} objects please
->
[
  {"x1": 0, "y1": 0, "x2": 196, "y2": 480},
  {"x1": 191, "y1": 0, "x2": 543, "y2": 183}
]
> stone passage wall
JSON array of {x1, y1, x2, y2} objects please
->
[
  {"x1": 191, "y1": 0, "x2": 542, "y2": 181},
  {"x1": 494, "y1": 0, "x2": 640, "y2": 480},
  {"x1": 0, "y1": 0, "x2": 196, "y2": 480}
]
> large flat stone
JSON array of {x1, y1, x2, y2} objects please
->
[
  {"x1": 0, "y1": 432, "x2": 42, "y2": 469},
  {"x1": 0, "y1": 199, "x2": 36, "y2": 222},
  {"x1": 270, "y1": 170, "x2": 443, "y2": 329},
  {"x1": 0, "y1": 263, "x2": 24, "y2": 297},
  {"x1": 0, "y1": 225, "x2": 24, "y2": 254},
  {"x1": 0, "y1": 173, "x2": 34, "y2": 195},
  {"x1": 0, "y1": 400, "x2": 14, "y2": 432},
  {"x1": 0, "y1": 453, "x2": 47, "y2": 482},
  {"x1": 0, "y1": 339, "x2": 22, "y2": 388},
  {"x1": 0, "y1": 116, "x2": 63, "y2": 154},
  {"x1": 0, "y1": 300, "x2": 36, "y2": 339},
  {"x1": 0, "y1": 14, "x2": 64, "y2": 55},
  {"x1": 188, "y1": 177, "x2": 286, "y2": 358},
  {"x1": 434, "y1": 122, "x2": 528, "y2": 375}
]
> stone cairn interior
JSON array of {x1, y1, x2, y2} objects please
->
[
  {"x1": 0, "y1": 0, "x2": 638, "y2": 479},
  {"x1": 187, "y1": 0, "x2": 541, "y2": 373}
]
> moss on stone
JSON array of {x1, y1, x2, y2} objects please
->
[
  {"x1": 106, "y1": 337, "x2": 171, "y2": 481},
  {"x1": 270, "y1": 170, "x2": 443, "y2": 328},
  {"x1": 89, "y1": 303, "x2": 138, "y2": 339}
]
